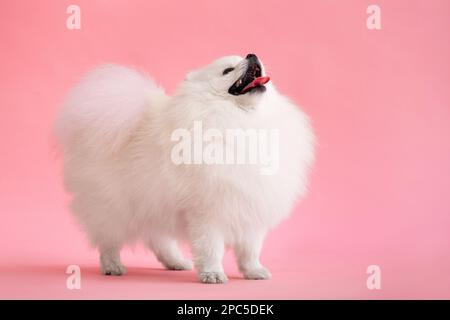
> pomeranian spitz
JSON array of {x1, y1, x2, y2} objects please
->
[{"x1": 55, "y1": 54, "x2": 314, "y2": 283}]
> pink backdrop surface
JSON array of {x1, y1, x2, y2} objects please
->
[{"x1": 0, "y1": 0, "x2": 449, "y2": 299}]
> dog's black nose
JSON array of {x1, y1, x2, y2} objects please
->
[{"x1": 246, "y1": 53, "x2": 257, "y2": 60}]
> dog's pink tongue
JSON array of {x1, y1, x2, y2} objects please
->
[{"x1": 242, "y1": 76, "x2": 270, "y2": 93}]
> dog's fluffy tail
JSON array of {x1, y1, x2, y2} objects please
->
[{"x1": 55, "y1": 64, "x2": 167, "y2": 155}]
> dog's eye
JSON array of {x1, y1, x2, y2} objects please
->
[{"x1": 222, "y1": 67, "x2": 234, "y2": 75}]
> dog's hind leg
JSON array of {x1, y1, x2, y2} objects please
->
[
  {"x1": 99, "y1": 245, "x2": 126, "y2": 276},
  {"x1": 70, "y1": 195, "x2": 127, "y2": 276},
  {"x1": 147, "y1": 235, "x2": 192, "y2": 271}
]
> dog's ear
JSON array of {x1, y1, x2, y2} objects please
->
[{"x1": 185, "y1": 70, "x2": 199, "y2": 82}]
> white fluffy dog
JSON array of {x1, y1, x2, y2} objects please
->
[{"x1": 55, "y1": 54, "x2": 314, "y2": 283}]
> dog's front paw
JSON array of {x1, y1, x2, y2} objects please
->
[
  {"x1": 199, "y1": 271, "x2": 228, "y2": 284},
  {"x1": 243, "y1": 266, "x2": 271, "y2": 280},
  {"x1": 101, "y1": 261, "x2": 127, "y2": 276}
]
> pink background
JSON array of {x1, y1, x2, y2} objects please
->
[{"x1": 1, "y1": 0, "x2": 449, "y2": 299}]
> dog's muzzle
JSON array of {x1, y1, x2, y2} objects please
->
[{"x1": 228, "y1": 54, "x2": 270, "y2": 95}]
